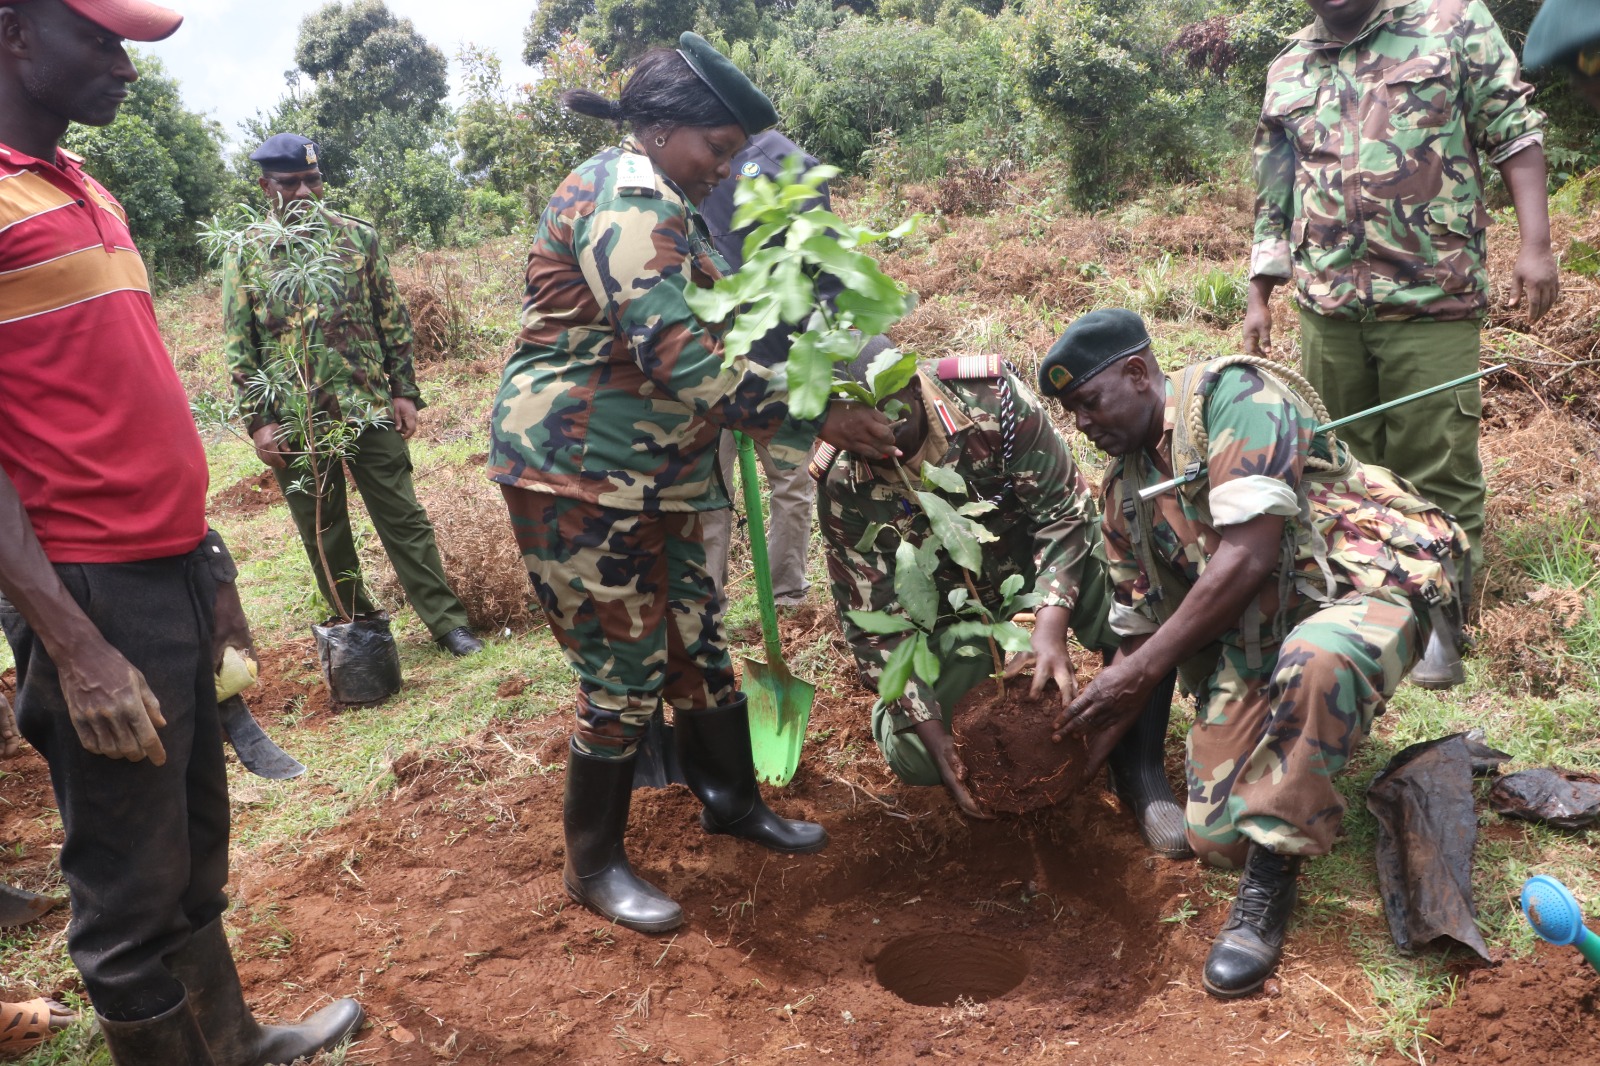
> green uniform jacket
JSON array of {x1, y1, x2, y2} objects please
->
[
  {"x1": 1252, "y1": 0, "x2": 1543, "y2": 321},
  {"x1": 487, "y1": 135, "x2": 823, "y2": 512},
  {"x1": 820, "y1": 366, "x2": 1099, "y2": 728},
  {"x1": 222, "y1": 205, "x2": 421, "y2": 435}
]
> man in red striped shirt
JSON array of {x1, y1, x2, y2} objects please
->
[{"x1": 0, "y1": 2, "x2": 360, "y2": 1062}]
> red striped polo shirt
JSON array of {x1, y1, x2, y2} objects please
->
[{"x1": 0, "y1": 141, "x2": 207, "y2": 563}]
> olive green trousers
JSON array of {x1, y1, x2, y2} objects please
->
[
  {"x1": 273, "y1": 425, "x2": 469, "y2": 638},
  {"x1": 1298, "y1": 309, "x2": 1484, "y2": 566}
]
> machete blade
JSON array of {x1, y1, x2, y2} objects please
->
[
  {"x1": 218, "y1": 695, "x2": 306, "y2": 780},
  {"x1": 0, "y1": 882, "x2": 61, "y2": 928}
]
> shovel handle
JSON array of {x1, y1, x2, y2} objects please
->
[{"x1": 735, "y1": 433, "x2": 785, "y2": 663}]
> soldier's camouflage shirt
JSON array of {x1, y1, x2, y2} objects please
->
[
  {"x1": 222, "y1": 205, "x2": 421, "y2": 436},
  {"x1": 487, "y1": 136, "x2": 822, "y2": 512},
  {"x1": 820, "y1": 367, "x2": 1097, "y2": 726},
  {"x1": 1102, "y1": 365, "x2": 1459, "y2": 656},
  {"x1": 1251, "y1": 0, "x2": 1543, "y2": 321}
]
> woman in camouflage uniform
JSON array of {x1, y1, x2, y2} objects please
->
[{"x1": 487, "y1": 34, "x2": 894, "y2": 933}]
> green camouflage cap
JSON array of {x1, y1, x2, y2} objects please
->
[
  {"x1": 677, "y1": 32, "x2": 778, "y2": 135},
  {"x1": 1037, "y1": 308, "x2": 1151, "y2": 399},
  {"x1": 1524, "y1": 0, "x2": 1600, "y2": 72}
]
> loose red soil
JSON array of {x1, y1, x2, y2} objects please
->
[
  {"x1": 1415, "y1": 946, "x2": 1600, "y2": 1065},
  {"x1": 954, "y1": 681, "x2": 1093, "y2": 815},
  {"x1": 211, "y1": 469, "x2": 282, "y2": 517}
]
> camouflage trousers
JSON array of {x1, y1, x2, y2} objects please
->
[
  {"x1": 501, "y1": 488, "x2": 736, "y2": 758},
  {"x1": 1186, "y1": 587, "x2": 1424, "y2": 869}
]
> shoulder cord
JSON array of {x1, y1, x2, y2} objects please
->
[{"x1": 988, "y1": 362, "x2": 1018, "y2": 506}]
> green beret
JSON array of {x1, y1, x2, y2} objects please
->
[
  {"x1": 678, "y1": 32, "x2": 778, "y2": 135},
  {"x1": 1037, "y1": 308, "x2": 1151, "y2": 399},
  {"x1": 1525, "y1": 0, "x2": 1600, "y2": 72}
]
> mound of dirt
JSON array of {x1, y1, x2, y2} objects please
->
[
  {"x1": 210, "y1": 470, "x2": 281, "y2": 518},
  {"x1": 1420, "y1": 946, "x2": 1600, "y2": 1065},
  {"x1": 953, "y1": 679, "x2": 1107, "y2": 816}
]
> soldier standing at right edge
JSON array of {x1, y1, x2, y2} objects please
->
[{"x1": 1243, "y1": 0, "x2": 1559, "y2": 686}]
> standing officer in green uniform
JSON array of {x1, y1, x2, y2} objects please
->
[
  {"x1": 222, "y1": 134, "x2": 481, "y2": 657},
  {"x1": 1242, "y1": 0, "x2": 1559, "y2": 686},
  {"x1": 819, "y1": 339, "x2": 1188, "y2": 854},
  {"x1": 490, "y1": 36, "x2": 894, "y2": 935},
  {"x1": 1041, "y1": 309, "x2": 1466, "y2": 999},
  {"x1": 1523, "y1": 0, "x2": 1600, "y2": 111}
]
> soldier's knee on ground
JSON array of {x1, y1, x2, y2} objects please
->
[{"x1": 876, "y1": 730, "x2": 944, "y2": 787}]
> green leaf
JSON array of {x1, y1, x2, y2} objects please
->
[
  {"x1": 947, "y1": 587, "x2": 969, "y2": 612},
  {"x1": 846, "y1": 609, "x2": 914, "y2": 635},
  {"x1": 920, "y1": 462, "x2": 968, "y2": 496},
  {"x1": 833, "y1": 287, "x2": 908, "y2": 337},
  {"x1": 912, "y1": 633, "x2": 941, "y2": 685},
  {"x1": 991, "y1": 621, "x2": 1034, "y2": 654},
  {"x1": 915, "y1": 491, "x2": 994, "y2": 572},
  {"x1": 722, "y1": 295, "x2": 783, "y2": 365},
  {"x1": 958, "y1": 500, "x2": 997, "y2": 517},
  {"x1": 784, "y1": 333, "x2": 835, "y2": 421},
  {"x1": 878, "y1": 639, "x2": 917, "y2": 703},
  {"x1": 999, "y1": 574, "x2": 1025, "y2": 600},
  {"x1": 854, "y1": 521, "x2": 893, "y2": 553},
  {"x1": 869, "y1": 350, "x2": 920, "y2": 404},
  {"x1": 894, "y1": 539, "x2": 939, "y2": 631}
]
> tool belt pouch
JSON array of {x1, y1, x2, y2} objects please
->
[{"x1": 313, "y1": 612, "x2": 403, "y2": 705}]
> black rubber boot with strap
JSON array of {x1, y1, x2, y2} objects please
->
[
  {"x1": 1202, "y1": 844, "x2": 1303, "y2": 998},
  {"x1": 562, "y1": 741, "x2": 684, "y2": 933},
  {"x1": 676, "y1": 696, "x2": 828, "y2": 854},
  {"x1": 170, "y1": 917, "x2": 364, "y2": 1066},
  {"x1": 1106, "y1": 670, "x2": 1192, "y2": 859},
  {"x1": 98, "y1": 996, "x2": 214, "y2": 1066}
]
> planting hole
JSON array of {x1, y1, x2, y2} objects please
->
[{"x1": 874, "y1": 933, "x2": 1029, "y2": 1006}]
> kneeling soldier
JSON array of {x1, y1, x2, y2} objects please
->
[
  {"x1": 1040, "y1": 309, "x2": 1465, "y2": 998},
  {"x1": 819, "y1": 338, "x2": 1187, "y2": 852}
]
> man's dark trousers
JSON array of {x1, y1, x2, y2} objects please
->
[
  {"x1": 273, "y1": 424, "x2": 469, "y2": 635},
  {"x1": 2, "y1": 550, "x2": 229, "y2": 1021}
]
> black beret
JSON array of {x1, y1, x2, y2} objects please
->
[
  {"x1": 1525, "y1": 0, "x2": 1600, "y2": 72},
  {"x1": 250, "y1": 133, "x2": 322, "y2": 173},
  {"x1": 1037, "y1": 308, "x2": 1151, "y2": 399},
  {"x1": 677, "y1": 32, "x2": 778, "y2": 136}
]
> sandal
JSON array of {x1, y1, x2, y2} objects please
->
[{"x1": 0, "y1": 998, "x2": 74, "y2": 1059}]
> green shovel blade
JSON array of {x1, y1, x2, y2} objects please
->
[{"x1": 735, "y1": 432, "x2": 815, "y2": 786}]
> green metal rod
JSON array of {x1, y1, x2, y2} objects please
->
[
  {"x1": 735, "y1": 432, "x2": 785, "y2": 665},
  {"x1": 1136, "y1": 363, "x2": 1506, "y2": 501}
]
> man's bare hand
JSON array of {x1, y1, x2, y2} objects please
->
[
  {"x1": 56, "y1": 641, "x2": 166, "y2": 764},
  {"x1": 1509, "y1": 245, "x2": 1560, "y2": 324},
  {"x1": 913, "y1": 718, "x2": 993, "y2": 820},
  {"x1": 1028, "y1": 605, "x2": 1078, "y2": 707},
  {"x1": 1052, "y1": 655, "x2": 1151, "y2": 744},
  {"x1": 0, "y1": 693, "x2": 20, "y2": 758},
  {"x1": 211, "y1": 575, "x2": 255, "y2": 673},
  {"x1": 250, "y1": 423, "x2": 289, "y2": 470},
  {"x1": 1242, "y1": 276, "x2": 1281, "y2": 356},
  {"x1": 393, "y1": 396, "x2": 419, "y2": 439},
  {"x1": 820, "y1": 401, "x2": 898, "y2": 460}
]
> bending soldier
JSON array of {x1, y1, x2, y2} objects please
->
[
  {"x1": 819, "y1": 338, "x2": 1188, "y2": 854},
  {"x1": 1041, "y1": 309, "x2": 1465, "y2": 999}
]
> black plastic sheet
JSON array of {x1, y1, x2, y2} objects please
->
[
  {"x1": 312, "y1": 613, "x2": 403, "y2": 705},
  {"x1": 1366, "y1": 732, "x2": 1509, "y2": 960},
  {"x1": 1489, "y1": 769, "x2": 1600, "y2": 830}
]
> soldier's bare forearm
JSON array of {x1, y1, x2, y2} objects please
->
[
  {"x1": 0, "y1": 467, "x2": 105, "y2": 662},
  {"x1": 1499, "y1": 145, "x2": 1551, "y2": 248}
]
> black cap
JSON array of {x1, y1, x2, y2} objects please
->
[
  {"x1": 1037, "y1": 308, "x2": 1151, "y2": 399},
  {"x1": 677, "y1": 32, "x2": 778, "y2": 135},
  {"x1": 1525, "y1": 0, "x2": 1600, "y2": 72},
  {"x1": 250, "y1": 133, "x2": 321, "y2": 173}
]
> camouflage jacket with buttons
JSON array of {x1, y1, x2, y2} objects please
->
[
  {"x1": 222, "y1": 205, "x2": 421, "y2": 436},
  {"x1": 820, "y1": 365, "x2": 1099, "y2": 725},
  {"x1": 1251, "y1": 0, "x2": 1543, "y2": 321},
  {"x1": 487, "y1": 135, "x2": 824, "y2": 512}
]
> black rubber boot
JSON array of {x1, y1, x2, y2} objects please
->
[
  {"x1": 1411, "y1": 555, "x2": 1471, "y2": 690},
  {"x1": 99, "y1": 996, "x2": 215, "y2": 1066},
  {"x1": 1202, "y1": 844, "x2": 1304, "y2": 999},
  {"x1": 170, "y1": 917, "x2": 364, "y2": 1066},
  {"x1": 1106, "y1": 669, "x2": 1192, "y2": 859},
  {"x1": 562, "y1": 741, "x2": 683, "y2": 933},
  {"x1": 676, "y1": 696, "x2": 828, "y2": 854}
]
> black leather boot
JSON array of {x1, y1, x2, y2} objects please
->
[
  {"x1": 562, "y1": 741, "x2": 683, "y2": 933},
  {"x1": 1202, "y1": 844, "x2": 1303, "y2": 998},
  {"x1": 1106, "y1": 670, "x2": 1192, "y2": 859},
  {"x1": 98, "y1": 996, "x2": 214, "y2": 1065},
  {"x1": 676, "y1": 696, "x2": 828, "y2": 854},
  {"x1": 170, "y1": 917, "x2": 363, "y2": 1066}
]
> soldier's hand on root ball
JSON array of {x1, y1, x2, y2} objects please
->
[
  {"x1": 1052, "y1": 654, "x2": 1151, "y2": 744},
  {"x1": 1027, "y1": 605, "x2": 1079, "y2": 707},
  {"x1": 819, "y1": 400, "x2": 898, "y2": 460},
  {"x1": 913, "y1": 718, "x2": 994, "y2": 821}
]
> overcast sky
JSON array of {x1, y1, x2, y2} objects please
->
[{"x1": 139, "y1": 0, "x2": 540, "y2": 145}]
